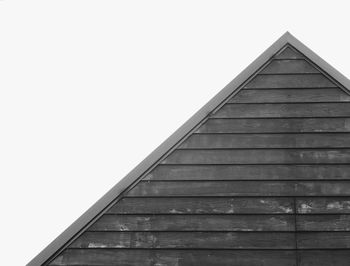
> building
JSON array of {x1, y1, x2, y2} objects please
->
[{"x1": 28, "y1": 32, "x2": 350, "y2": 266}]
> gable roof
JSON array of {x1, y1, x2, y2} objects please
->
[{"x1": 27, "y1": 32, "x2": 350, "y2": 266}]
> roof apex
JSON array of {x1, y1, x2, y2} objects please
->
[
  {"x1": 27, "y1": 32, "x2": 350, "y2": 266},
  {"x1": 280, "y1": 30, "x2": 292, "y2": 39},
  {"x1": 276, "y1": 32, "x2": 350, "y2": 92}
]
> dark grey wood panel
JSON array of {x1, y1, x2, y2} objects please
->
[
  {"x1": 244, "y1": 74, "x2": 336, "y2": 89},
  {"x1": 70, "y1": 231, "x2": 295, "y2": 249},
  {"x1": 179, "y1": 133, "x2": 350, "y2": 149},
  {"x1": 146, "y1": 165, "x2": 350, "y2": 181},
  {"x1": 297, "y1": 198, "x2": 350, "y2": 214},
  {"x1": 297, "y1": 215, "x2": 350, "y2": 231},
  {"x1": 89, "y1": 215, "x2": 295, "y2": 231},
  {"x1": 296, "y1": 182, "x2": 350, "y2": 196},
  {"x1": 196, "y1": 118, "x2": 350, "y2": 133},
  {"x1": 260, "y1": 60, "x2": 319, "y2": 74},
  {"x1": 162, "y1": 149, "x2": 350, "y2": 164},
  {"x1": 297, "y1": 232, "x2": 350, "y2": 249},
  {"x1": 298, "y1": 250, "x2": 350, "y2": 266},
  {"x1": 275, "y1": 47, "x2": 305, "y2": 59},
  {"x1": 127, "y1": 181, "x2": 350, "y2": 197},
  {"x1": 108, "y1": 197, "x2": 294, "y2": 214},
  {"x1": 213, "y1": 103, "x2": 350, "y2": 118},
  {"x1": 230, "y1": 88, "x2": 350, "y2": 103},
  {"x1": 128, "y1": 181, "x2": 295, "y2": 196},
  {"x1": 50, "y1": 250, "x2": 297, "y2": 266}
]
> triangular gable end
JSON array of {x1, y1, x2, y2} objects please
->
[
  {"x1": 275, "y1": 46, "x2": 306, "y2": 59},
  {"x1": 28, "y1": 32, "x2": 350, "y2": 266}
]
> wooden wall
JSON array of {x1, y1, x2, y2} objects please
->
[{"x1": 49, "y1": 46, "x2": 350, "y2": 266}]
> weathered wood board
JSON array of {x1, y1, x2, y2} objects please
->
[
  {"x1": 50, "y1": 250, "x2": 297, "y2": 266},
  {"x1": 230, "y1": 88, "x2": 350, "y2": 103},
  {"x1": 89, "y1": 214, "x2": 295, "y2": 231},
  {"x1": 162, "y1": 149, "x2": 350, "y2": 164},
  {"x1": 213, "y1": 103, "x2": 350, "y2": 118},
  {"x1": 109, "y1": 197, "x2": 294, "y2": 214},
  {"x1": 260, "y1": 60, "x2": 319, "y2": 74},
  {"x1": 197, "y1": 118, "x2": 350, "y2": 133},
  {"x1": 146, "y1": 165, "x2": 350, "y2": 181},
  {"x1": 71, "y1": 231, "x2": 296, "y2": 249},
  {"x1": 180, "y1": 133, "x2": 350, "y2": 148},
  {"x1": 244, "y1": 74, "x2": 336, "y2": 89},
  {"x1": 127, "y1": 181, "x2": 350, "y2": 197}
]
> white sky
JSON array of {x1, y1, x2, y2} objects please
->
[{"x1": 1, "y1": 1, "x2": 350, "y2": 265}]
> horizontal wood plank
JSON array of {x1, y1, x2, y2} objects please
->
[
  {"x1": 50, "y1": 250, "x2": 296, "y2": 266},
  {"x1": 212, "y1": 103, "x2": 350, "y2": 118},
  {"x1": 128, "y1": 181, "x2": 350, "y2": 197},
  {"x1": 89, "y1": 215, "x2": 295, "y2": 231},
  {"x1": 260, "y1": 60, "x2": 319, "y2": 74},
  {"x1": 297, "y1": 215, "x2": 350, "y2": 231},
  {"x1": 179, "y1": 133, "x2": 350, "y2": 149},
  {"x1": 196, "y1": 118, "x2": 350, "y2": 133},
  {"x1": 296, "y1": 182, "x2": 350, "y2": 196},
  {"x1": 162, "y1": 149, "x2": 350, "y2": 164},
  {"x1": 230, "y1": 88, "x2": 350, "y2": 103},
  {"x1": 297, "y1": 198, "x2": 350, "y2": 214},
  {"x1": 244, "y1": 74, "x2": 336, "y2": 89},
  {"x1": 298, "y1": 250, "x2": 350, "y2": 266},
  {"x1": 128, "y1": 180, "x2": 293, "y2": 197},
  {"x1": 70, "y1": 231, "x2": 295, "y2": 249},
  {"x1": 297, "y1": 232, "x2": 350, "y2": 249},
  {"x1": 146, "y1": 165, "x2": 350, "y2": 181},
  {"x1": 109, "y1": 197, "x2": 294, "y2": 214}
]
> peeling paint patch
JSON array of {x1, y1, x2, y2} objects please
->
[
  {"x1": 227, "y1": 208, "x2": 235, "y2": 214},
  {"x1": 300, "y1": 203, "x2": 313, "y2": 213},
  {"x1": 88, "y1": 242, "x2": 108, "y2": 248},
  {"x1": 227, "y1": 203, "x2": 235, "y2": 213},
  {"x1": 280, "y1": 206, "x2": 293, "y2": 213},
  {"x1": 119, "y1": 225, "x2": 129, "y2": 231},
  {"x1": 327, "y1": 202, "x2": 343, "y2": 210},
  {"x1": 169, "y1": 209, "x2": 182, "y2": 214}
]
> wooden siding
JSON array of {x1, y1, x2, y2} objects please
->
[
  {"x1": 230, "y1": 88, "x2": 350, "y2": 103},
  {"x1": 244, "y1": 74, "x2": 336, "y2": 89},
  {"x1": 50, "y1": 250, "x2": 297, "y2": 266},
  {"x1": 179, "y1": 133, "x2": 350, "y2": 148},
  {"x1": 274, "y1": 46, "x2": 305, "y2": 59},
  {"x1": 49, "y1": 45, "x2": 350, "y2": 266},
  {"x1": 260, "y1": 60, "x2": 319, "y2": 74},
  {"x1": 212, "y1": 103, "x2": 350, "y2": 118},
  {"x1": 161, "y1": 149, "x2": 350, "y2": 164},
  {"x1": 145, "y1": 165, "x2": 350, "y2": 180},
  {"x1": 196, "y1": 118, "x2": 350, "y2": 133}
]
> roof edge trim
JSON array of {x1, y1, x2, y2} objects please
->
[{"x1": 27, "y1": 31, "x2": 350, "y2": 266}]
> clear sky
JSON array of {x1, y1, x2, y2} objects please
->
[{"x1": 1, "y1": 1, "x2": 350, "y2": 265}]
